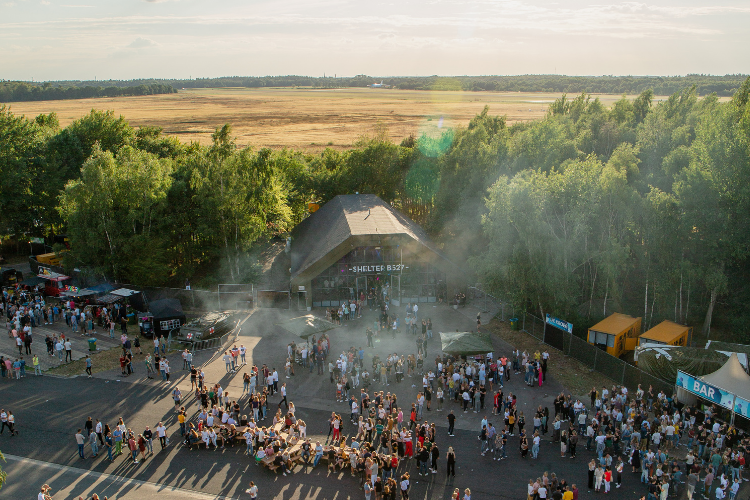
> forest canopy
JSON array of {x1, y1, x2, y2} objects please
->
[
  {"x1": 0, "y1": 82, "x2": 177, "y2": 103},
  {"x1": 2, "y1": 77, "x2": 750, "y2": 342},
  {"x1": 3, "y1": 74, "x2": 746, "y2": 100}
]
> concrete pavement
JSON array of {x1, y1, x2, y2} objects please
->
[{"x1": 0, "y1": 303, "x2": 719, "y2": 500}]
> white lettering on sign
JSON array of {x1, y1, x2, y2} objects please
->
[
  {"x1": 349, "y1": 264, "x2": 407, "y2": 273},
  {"x1": 693, "y1": 381, "x2": 715, "y2": 399}
]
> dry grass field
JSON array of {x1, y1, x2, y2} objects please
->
[{"x1": 6, "y1": 87, "x2": 666, "y2": 152}]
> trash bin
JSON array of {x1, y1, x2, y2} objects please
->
[
  {"x1": 510, "y1": 318, "x2": 519, "y2": 331},
  {"x1": 88, "y1": 338, "x2": 97, "y2": 351}
]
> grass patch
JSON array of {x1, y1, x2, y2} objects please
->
[
  {"x1": 485, "y1": 318, "x2": 616, "y2": 399},
  {"x1": 46, "y1": 346, "x2": 123, "y2": 377}
]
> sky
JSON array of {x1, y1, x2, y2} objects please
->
[{"x1": 1, "y1": 0, "x2": 749, "y2": 81}]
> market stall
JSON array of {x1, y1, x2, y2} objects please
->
[
  {"x1": 148, "y1": 298, "x2": 186, "y2": 338},
  {"x1": 677, "y1": 353, "x2": 750, "y2": 424}
]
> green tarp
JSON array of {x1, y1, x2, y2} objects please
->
[
  {"x1": 440, "y1": 331, "x2": 494, "y2": 356},
  {"x1": 276, "y1": 314, "x2": 338, "y2": 338},
  {"x1": 636, "y1": 345, "x2": 733, "y2": 382}
]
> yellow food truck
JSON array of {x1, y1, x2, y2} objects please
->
[
  {"x1": 638, "y1": 320, "x2": 691, "y2": 347},
  {"x1": 587, "y1": 312, "x2": 642, "y2": 358}
]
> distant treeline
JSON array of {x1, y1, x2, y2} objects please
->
[
  {"x1": 27, "y1": 74, "x2": 749, "y2": 97},
  {"x1": 0, "y1": 81, "x2": 177, "y2": 103}
]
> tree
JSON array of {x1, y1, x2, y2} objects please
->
[
  {"x1": 0, "y1": 449, "x2": 6, "y2": 490},
  {"x1": 59, "y1": 145, "x2": 173, "y2": 283},
  {"x1": 0, "y1": 106, "x2": 53, "y2": 240}
]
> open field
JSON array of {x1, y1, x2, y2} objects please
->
[{"x1": 6, "y1": 87, "x2": 676, "y2": 152}]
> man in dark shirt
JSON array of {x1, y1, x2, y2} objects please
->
[
  {"x1": 447, "y1": 410, "x2": 456, "y2": 436},
  {"x1": 274, "y1": 453, "x2": 290, "y2": 476}
]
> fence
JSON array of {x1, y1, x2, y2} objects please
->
[
  {"x1": 218, "y1": 283, "x2": 254, "y2": 310},
  {"x1": 520, "y1": 311, "x2": 673, "y2": 395},
  {"x1": 466, "y1": 285, "x2": 511, "y2": 322}
]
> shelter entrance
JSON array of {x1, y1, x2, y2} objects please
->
[{"x1": 356, "y1": 276, "x2": 367, "y2": 299}]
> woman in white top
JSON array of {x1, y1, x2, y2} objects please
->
[{"x1": 246, "y1": 481, "x2": 258, "y2": 499}]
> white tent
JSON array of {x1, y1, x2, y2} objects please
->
[{"x1": 700, "y1": 353, "x2": 750, "y2": 402}]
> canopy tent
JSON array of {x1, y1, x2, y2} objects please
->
[
  {"x1": 97, "y1": 294, "x2": 123, "y2": 304},
  {"x1": 60, "y1": 288, "x2": 96, "y2": 298},
  {"x1": 18, "y1": 276, "x2": 46, "y2": 287},
  {"x1": 440, "y1": 331, "x2": 494, "y2": 356},
  {"x1": 701, "y1": 353, "x2": 750, "y2": 403},
  {"x1": 276, "y1": 314, "x2": 338, "y2": 338},
  {"x1": 87, "y1": 283, "x2": 115, "y2": 294},
  {"x1": 149, "y1": 298, "x2": 186, "y2": 337},
  {"x1": 150, "y1": 298, "x2": 185, "y2": 319},
  {"x1": 111, "y1": 288, "x2": 139, "y2": 297}
]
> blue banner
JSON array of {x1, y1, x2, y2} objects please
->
[
  {"x1": 545, "y1": 314, "x2": 573, "y2": 334},
  {"x1": 676, "y1": 370, "x2": 734, "y2": 409},
  {"x1": 734, "y1": 396, "x2": 750, "y2": 419}
]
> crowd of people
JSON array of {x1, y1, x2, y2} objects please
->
[{"x1": 8, "y1": 282, "x2": 749, "y2": 500}]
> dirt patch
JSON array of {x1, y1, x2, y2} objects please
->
[{"x1": 485, "y1": 318, "x2": 617, "y2": 399}]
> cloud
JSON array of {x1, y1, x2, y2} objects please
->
[
  {"x1": 127, "y1": 37, "x2": 156, "y2": 48},
  {"x1": 41, "y1": 0, "x2": 50, "y2": 4}
]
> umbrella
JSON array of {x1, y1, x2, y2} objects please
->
[
  {"x1": 276, "y1": 314, "x2": 338, "y2": 338},
  {"x1": 440, "y1": 331, "x2": 494, "y2": 356}
]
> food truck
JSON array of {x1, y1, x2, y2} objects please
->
[{"x1": 38, "y1": 267, "x2": 72, "y2": 297}]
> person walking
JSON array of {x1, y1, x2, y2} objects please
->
[
  {"x1": 85, "y1": 356, "x2": 92, "y2": 377},
  {"x1": 246, "y1": 481, "x2": 258, "y2": 499},
  {"x1": 400, "y1": 473, "x2": 410, "y2": 500},
  {"x1": 156, "y1": 421, "x2": 168, "y2": 449},
  {"x1": 64, "y1": 339, "x2": 72, "y2": 362},
  {"x1": 446, "y1": 446, "x2": 456, "y2": 479},
  {"x1": 32, "y1": 354, "x2": 41, "y2": 376},
  {"x1": 278, "y1": 383, "x2": 288, "y2": 410}
]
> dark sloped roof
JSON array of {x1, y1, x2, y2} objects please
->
[
  {"x1": 440, "y1": 331, "x2": 494, "y2": 356},
  {"x1": 276, "y1": 314, "x2": 339, "y2": 338},
  {"x1": 149, "y1": 298, "x2": 185, "y2": 319},
  {"x1": 290, "y1": 194, "x2": 447, "y2": 282},
  {"x1": 87, "y1": 282, "x2": 115, "y2": 294}
]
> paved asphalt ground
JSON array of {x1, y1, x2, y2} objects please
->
[{"x1": 0, "y1": 303, "x2": 716, "y2": 500}]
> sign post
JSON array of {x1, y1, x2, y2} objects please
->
[
  {"x1": 543, "y1": 314, "x2": 573, "y2": 352},
  {"x1": 545, "y1": 314, "x2": 573, "y2": 334}
]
